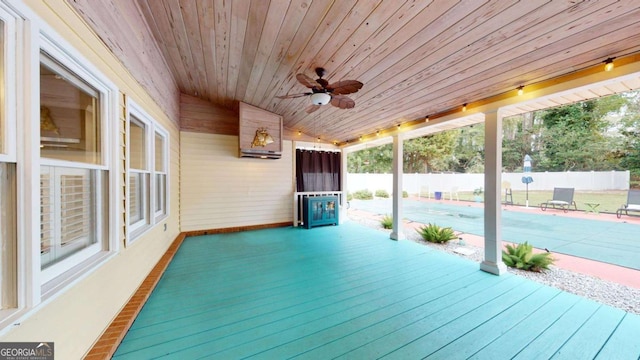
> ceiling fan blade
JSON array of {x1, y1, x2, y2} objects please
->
[
  {"x1": 276, "y1": 92, "x2": 312, "y2": 99},
  {"x1": 296, "y1": 73, "x2": 323, "y2": 90},
  {"x1": 330, "y1": 95, "x2": 355, "y2": 109},
  {"x1": 305, "y1": 104, "x2": 321, "y2": 113},
  {"x1": 327, "y1": 80, "x2": 363, "y2": 95}
]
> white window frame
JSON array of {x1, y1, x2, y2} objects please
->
[
  {"x1": 0, "y1": 1, "x2": 21, "y2": 325},
  {"x1": 127, "y1": 113, "x2": 151, "y2": 237},
  {"x1": 126, "y1": 99, "x2": 169, "y2": 243},
  {"x1": 153, "y1": 125, "x2": 169, "y2": 223},
  {"x1": 0, "y1": 5, "x2": 16, "y2": 162},
  {"x1": 35, "y1": 25, "x2": 119, "y2": 298}
]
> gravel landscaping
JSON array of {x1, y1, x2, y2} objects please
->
[{"x1": 349, "y1": 213, "x2": 640, "y2": 315}]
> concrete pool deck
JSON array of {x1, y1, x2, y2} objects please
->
[{"x1": 348, "y1": 197, "x2": 640, "y2": 289}]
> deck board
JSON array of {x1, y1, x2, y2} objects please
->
[{"x1": 113, "y1": 222, "x2": 640, "y2": 359}]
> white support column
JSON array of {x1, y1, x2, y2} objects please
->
[
  {"x1": 390, "y1": 134, "x2": 405, "y2": 240},
  {"x1": 481, "y1": 110, "x2": 508, "y2": 275},
  {"x1": 340, "y1": 150, "x2": 348, "y2": 224}
]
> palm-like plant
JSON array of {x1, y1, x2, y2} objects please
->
[
  {"x1": 416, "y1": 223, "x2": 457, "y2": 243},
  {"x1": 502, "y1": 242, "x2": 555, "y2": 272},
  {"x1": 380, "y1": 215, "x2": 393, "y2": 229}
]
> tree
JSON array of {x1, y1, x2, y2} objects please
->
[
  {"x1": 536, "y1": 100, "x2": 618, "y2": 171},
  {"x1": 347, "y1": 144, "x2": 392, "y2": 173},
  {"x1": 403, "y1": 132, "x2": 457, "y2": 173},
  {"x1": 452, "y1": 125, "x2": 484, "y2": 173}
]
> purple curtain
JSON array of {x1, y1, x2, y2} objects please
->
[{"x1": 296, "y1": 149, "x2": 341, "y2": 192}]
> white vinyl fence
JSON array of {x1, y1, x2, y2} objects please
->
[{"x1": 347, "y1": 171, "x2": 630, "y2": 195}]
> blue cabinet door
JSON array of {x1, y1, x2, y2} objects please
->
[{"x1": 303, "y1": 196, "x2": 339, "y2": 229}]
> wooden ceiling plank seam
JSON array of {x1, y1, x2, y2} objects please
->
[
  {"x1": 233, "y1": 0, "x2": 274, "y2": 102},
  {"x1": 284, "y1": 3, "x2": 516, "y2": 128},
  {"x1": 241, "y1": 1, "x2": 293, "y2": 108},
  {"x1": 318, "y1": 0, "x2": 412, "y2": 81},
  {"x1": 284, "y1": 0, "x2": 468, "y2": 123},
  {"x1": 164, "y1": 0, "x2": 204, "y2": 97},
  {"x1": 212, "y1": 0, "x2": 233, "y2": 108},
  {"x1": 196, "y1": 0, "x2": 219, "y2": 104},
  {"x1": 316, "y1": 0, "x2": 619, "y2": 132},
  {"x1": 316, "y1": 0, "x2": 603, "y2": 130},
  {"x1": 319, "y1": 4, "x2": 640, "y2": 139},
  {"x1": 226, "y1": 0, "x2": 251, "y2": 110},
  {"x1": 328, "y1": 0, "x2": 437, "y2": 83},
  {"x1": 271, "y1": 0, "x2": 385, "y2": 116},
  {"x1": 268, "y1": 1, "x2": 362, "y2": 116},
  {"x1": 245, "y1": 0, "x2": 317, "y2": 105},
  {"x1": 142, "y1": 0, "x2": 193, "y2": 94},
  {"x1": 178, "y1": 0, "x2": 210, "y2": 100},
  {"x1": 329, "y1": 35, "x2": 640, "y2": 141},
  {"x1": 133, "y1": 1, "x2": 183, "y2": 86},
  {"x1": 255, "y1": 1, "x2": 344, "y2": 111},
  {"x1": 338, "y1": 34, "x2": 640, "y2": 140},
  {"x1": 314, "y1": 0, "x2": 528, "y2": 133}
]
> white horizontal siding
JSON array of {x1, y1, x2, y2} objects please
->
[{"x1": 180, "y1": 132, "x2": 293, "y2": 231}]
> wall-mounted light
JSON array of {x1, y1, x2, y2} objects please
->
[
  {"x1": 397, "y1": 123, "x2": 401, "y2": 128},
  {"x1": 297, "y1": 130, "x2": 302, "y2": 136},
  {"x1": 425, "y1": 116, "x2": 430, "y2": 123},
  {"x1": 517, "y1": 86, "x2": 524, "y2": 96},
  {"x1": 462, "y1": 103, "x2": 467, "y2": 112},
  {"x1": 317, "y1": 136, "x2": 321, "y2": 142},
  {"x1": 604, "y1": 57, "x2": 615, "y2": 72},
  {"x1": 376, "y1": 130, "x2": 380, "y2": 136},
  {"x1": 359, "y1": 136, "x2": 363, "y2": 141}
]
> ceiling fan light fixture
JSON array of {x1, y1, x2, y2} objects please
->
[{"x1": 310, "y1": 92, "x2": 331, "y2": 105}]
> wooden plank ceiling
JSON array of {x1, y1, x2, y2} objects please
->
[{"x1": 77, "y1": 0, "x2": 640, "y2": 144}]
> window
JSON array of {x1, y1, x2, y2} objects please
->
[
  {"x1": 39, "y1": 49, "x2": 110, "y2": 283},
  {"x1": 128, "y1": 116, "x2": 150, "y2": 235},
  {"x1": 0, "y1": 8, "x2": 17, "y2": 312},
  {"x1": 154, "y1": 130, "x2": 168, "y2": 221},
  {"x1": 40, "y1": 55, "x2": 101, "y2": 164},
  {"x1": 0, "y1": 163, "x2": 16, "y2": 310},
  {"x1": 127, "y1": 101, "x2": 168, "y2": 241}
]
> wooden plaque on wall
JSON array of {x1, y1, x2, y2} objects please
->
[{"x1": 239, "y1": 102, "x2": 283, "y2": 158}]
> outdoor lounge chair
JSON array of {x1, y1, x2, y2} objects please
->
[
  {"x1": 541, "y1": 187, "x2": 577, "y2": 212},
  {"x1": 616, "y1": 189, "x2": 640, "y2": 218}
]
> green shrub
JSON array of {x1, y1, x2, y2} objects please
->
[
  {"x1": 380, "y1": 214, "x2": 393, "y2": 229},
  {"x1": 346, "y1": 192, "x2": 353, "y2": 201},
  {"x1": 416, "y1": 223, "x2": 457, "y2": 243},
  {"x1": 352, "y1": 189, "x2": 373, "y2": 200},
  {"x1": 502, "y1": 242, "x2": 555, "y2": 272},
  {"x1": 375, "y1": 189, "x2": 389, "y2": 198},
  {"x1": 402, "y1": 190, "x2": 409, "y2": 198}
]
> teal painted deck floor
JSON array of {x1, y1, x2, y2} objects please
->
[{"x1": 113, "y1": 222, "x2": 640, "y2": 359}]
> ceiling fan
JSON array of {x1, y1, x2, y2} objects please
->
[{"x1": 277, "y1": 67, "x2": 363, "y2": 113}]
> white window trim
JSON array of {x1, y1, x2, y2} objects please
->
[
  {"x1": 32, "y1": 15, "x2": 120, "y2": 306},
  {"x1": 126, "y1": 99, "x2": 169, "y2": 243},
  {"x1": 0, "y1": 5, "x2": 16, "y2": 162},
  {"x1": 154, "y1": 124, "x2": 169, "y2": 223},
  {"x1": 36, "y1": 35, "x2": 116, "y2": 287}
]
